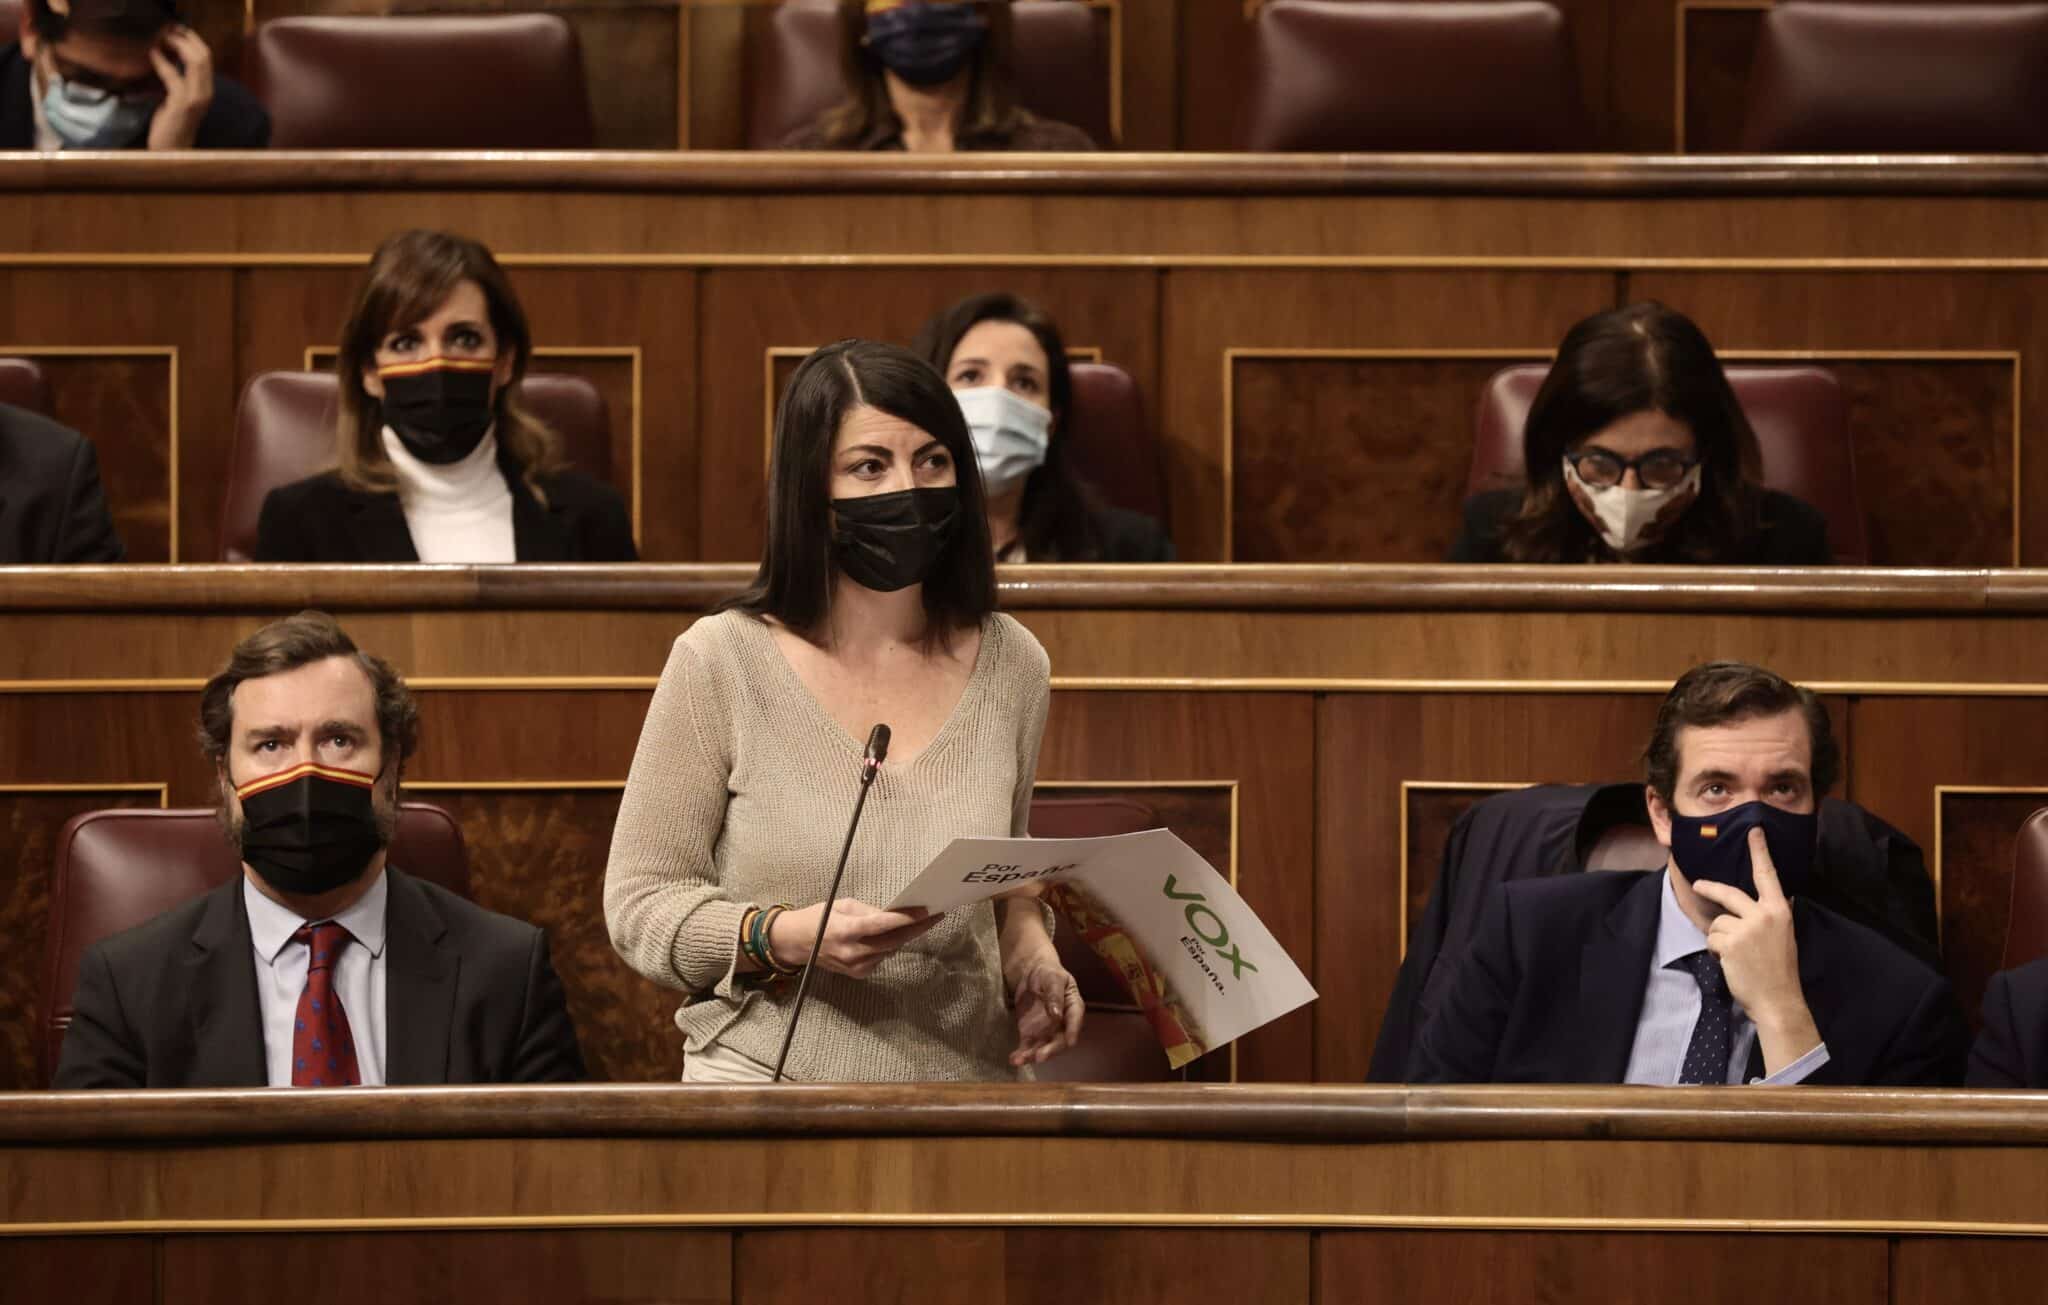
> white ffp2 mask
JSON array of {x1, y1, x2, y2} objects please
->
[
  {"x1": 954, "y1": 385, "x2": 1052, "y2": 495},
  {"x1": 1562, "y1": 456, "x2": 1702, "y2": 555}
]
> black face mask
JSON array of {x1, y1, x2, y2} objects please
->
[
  {"x1": 377, "y1": 357, "x2": 497, "y2": 464},
  {"x1": 831, "y1": 486, "x2": 960, "y2": 592},
  {"x1": 235, "y1": 762, "x2": 387, "y2": 898},
  {"x1": 866, "y1": 2, "x2": 987, "y2": 87},
  {"x1": 1668, "y1": 799, "x2": 1819, "y2": 900}
]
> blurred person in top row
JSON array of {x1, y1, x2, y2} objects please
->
[
  {"x1": 783, "y1": 0, "x2": 1095, "y2": 152},
  {"x1": 914, "y1": 292, "x2": 1172, "y2": 562},
  {"x1": 1450, "y1": 302, "x2": 1834, "y2": 566},
  {"x1": 3, "y1": 0, "x2": 267, "y2": 149},
  {"x1": 257, "y1": 229, "x2": 637, "y2": 564}
]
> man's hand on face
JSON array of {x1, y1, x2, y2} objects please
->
[
  {"x1": 1690, "y1": 828, "x2": 1824, "y2": 1076},
  {"x1": 145, "y1": 25, "x2": 213, "y2": 150}
]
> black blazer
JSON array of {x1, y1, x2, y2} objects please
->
[
  {"x1": 1968, "y1": 958, "x2": 2048, "y2": 1087},
  {"x1": 0, "y1": 42, "x2": 270, "y2": 150},
  {"x1": 1447, "y1": 487, "x2": 1834, "y2": 565},
  {"x1": 54, "y1": 868, "x2": 586, "y2": 1088},
  {"x1": 255, "y1": 455, "x2": 637, "y2": 563},
  {"x1": 0, "y1": 403, "x2": 124, "y2": 563},
  {"x1": 1410, "y1": 869, "x2": 1968, "y2": 1087}
]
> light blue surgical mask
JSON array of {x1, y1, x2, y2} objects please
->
[{"x1": 41, "y1": 71, "x2": 159, "y2": 149}]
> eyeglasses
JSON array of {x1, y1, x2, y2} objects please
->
[
  {"x1": 48, "y1": 53, "x2": 165, "y2": 104},
  {"x1": 1565, "y1": 447, "x2": 1700, "y2": 491}
]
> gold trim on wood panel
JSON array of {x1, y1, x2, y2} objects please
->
[
  {"x1": 1396, "y1": 781, "x2": 1531, "y2": 961},
  {"x1": 1932, "y1": 784, "x2": 2048, "y2": 935},
  {"x1": 1221, "y1": 346, "x2": 2026, "y2": 568},
  {"x1": 302, "y1": 345, "x2": 648, "y2": 548},
  {"x1": 1674, "y1": 0, "x2": 1775, "y2": 153},
  {"x1": 0, "y1": 345, "x2": 180, "y2": 561},
  {"x1": 15, "y1": 1211, "x2": 2048, "y2": 1237}
]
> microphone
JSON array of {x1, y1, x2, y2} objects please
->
[{"x1": 773, "y1": 722, "x2": 891, "y2": 1081}]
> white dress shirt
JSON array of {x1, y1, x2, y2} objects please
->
[
  {"x1": 243, "y1": 871, "x2": 390, "y2": 1087},
  {"x1": 1622, "y1": 870, "x2": 1830, "y2": 1086},
  {"x1": 380, "y1": 425, "x2": 516, "y2": 563}
]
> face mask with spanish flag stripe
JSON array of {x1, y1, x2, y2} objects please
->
[
  {"x1": 235, "y1": 762, "x2": 387, "y2": 898},
  {"x1": 376, "y1": 356, "x2": 498, "y2": 465}
]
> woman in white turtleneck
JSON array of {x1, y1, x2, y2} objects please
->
[{"x1": 255, "y1": 228, "x2": 636, "y2": 564}]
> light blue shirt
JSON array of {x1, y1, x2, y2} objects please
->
[
  {"x1": 1621, "y1": 870, "x2": 1830, "y2": 1086},
  {"x1": 243, "y1": 871, "x2": 390, "y2": 1087}
]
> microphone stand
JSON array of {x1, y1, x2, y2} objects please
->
[{"x1": 772, "y1": 726, "x2": 888, "y2": 1082}]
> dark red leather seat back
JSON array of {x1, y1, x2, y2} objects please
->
[
  {"x1": 41, "y1": 803, "x2": 468, "y2": 1085},
  {"x1": 1239, "y1": 0, "x2": 1588, "y2": 151},
  {"x1": 0, "y1": 357, "x2": 53, "y2": 418},
  {"x1": 1065, "y1": 361, "x2": 1168, "y2": 526},
  {"x1": 2000, "y1": 809, "x2": 2048, "y2": 970},
  {"x1": 1741, "y1": 2, "x2": 2048, "y2": 154},
  {"x1": 252, "y1": 15, "x2": 595, "y2": 149}
]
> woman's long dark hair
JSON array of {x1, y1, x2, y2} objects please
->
[
  {"x1": 722, "y1": 339, "x2": 996, "y2": 650},
  {"x1": 814, "y1": 0, "x2": 1027, "y2": 147},
  {"x1": 1499, "y1": 301, "x2": 1764, "y2": 563},
  {"x1": 911, "y1": 291, "x2": 1109, "y2": 561}
]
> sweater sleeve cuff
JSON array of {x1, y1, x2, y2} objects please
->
[{"x1": 674, "y1": 898, "x2": 749, "y2": 995}]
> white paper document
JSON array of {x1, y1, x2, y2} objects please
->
[{"x1": 888, "y1": 829, "x2": 1318, "y2": 1068}]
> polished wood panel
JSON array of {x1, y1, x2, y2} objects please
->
[
  {"x1": 0, "y1": 1236, "x2": 155, "y2": 1301},
  {"x1": 1894, "y1": 1237, "x2": 2048, "y2": 1305},
  {"x1": 1230, "y1": 355, "x2": 1543, "y2": 563},
  {"x1": 739, "y1": 1228, "x2": 1309, "y2": 1305},
  {"x1": 1317, "y1": 1230, "x2": 1885, "y2": 1304},
  {"x1": 1680, "y1": 5, "x2": 1765, "y2": 154},
  {"x1": 33, "y1": 355, "x2": 175, "y2": 564},
  {"x1": 164, "y1": 1229, "x2": 731, "y2": 1305}
]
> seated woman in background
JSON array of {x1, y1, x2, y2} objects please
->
[
  {"x1": 1449, "y1": 302, "x2": 1832, "y2": 565},
  {"x1": 256, "y1": 229, "x2": 636, "y2": 563},
  {"x1": 782, "y1": 0, "x2": 1096, "y2": 152},
  {"x1": 913, "y1": 291, "x2": 1172, "y2": 561}
]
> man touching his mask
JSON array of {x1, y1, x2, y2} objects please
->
[
  {"x1": 1410, "y1": 661, "x2": 1968, "y2": 1087},
  {"x1": 56, "y1": 611, "x2": 584, "y2": 1088},
  {"x1": 3, "y1": 0, "x2": 268, "y2": 150}
]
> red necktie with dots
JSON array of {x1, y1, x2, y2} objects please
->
[{"x1": 291, "y1": 922, "x2": 361, "y2": 1088}]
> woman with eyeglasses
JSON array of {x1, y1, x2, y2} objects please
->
[{"x1": 1449, "y1": 302, "x2": 1833, "y2": 565}]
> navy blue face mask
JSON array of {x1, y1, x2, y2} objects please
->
[
  {"x1": 866, "y1": 2, "x2": 988, "y2": 87},
  {"x1": 1667, "y1": 799, "x2": 1819, "y2": 900}
]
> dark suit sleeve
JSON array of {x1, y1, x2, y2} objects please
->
[
  {"x1": 1867, "y1": 972, "x2": 1971, "y2": 1087},
  {"x1": 193, "y1": 77, "x2": 272, "y2": 149},
  {"x1": 53, "y1": 434, "x2": 124, "y2": 563},
  {"x1": 53, "y1": 945, "x2": 145, "y2": 1089},
  {"x1": 254, "y1": 487, "x2": 314, "y2": 562},
  {"x1": 1760, "y1": 492, "x2": 1835, "y2": 565},
  {"x1": 1968, "y1": 970, "x2": 2029, "y2": 1088},
  {"x1": 510, "y1": 931, "x2": 586, "y2": 1083},
  {"x1": 1409, "y1": 883, "x2": 1519, "y2": 1084}
]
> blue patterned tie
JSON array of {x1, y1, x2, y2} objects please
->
[{"x1": 1676, "y1": 950, "x2": 1733, "y2": 1086}]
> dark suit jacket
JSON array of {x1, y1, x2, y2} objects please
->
[
  {"x1": 0, "y1": 403, "x2": 124, "y2": 563},
  {"x1": 1447, "y1": 487, "x2": 1834, "y2": 565},
  {"x1": 1410, "y1": 869, "x2": 1968, "y2": 1087},
  {"x1": 254, "y1": 456, "x2": 637, "y2": 563},
  {"x1": 54, "y1": 868, "x2": 585, "y2": 1088},
  {"x1": 0, "y1": 42, "x2": 271, "y2": 150},
  {"x1": 1968, "y1": 958, "x2": 2048, "y2": 1087}
]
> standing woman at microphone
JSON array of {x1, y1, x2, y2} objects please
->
[{"x1": 604, "y1": 339, "x2": 1083, "y2": 1082}]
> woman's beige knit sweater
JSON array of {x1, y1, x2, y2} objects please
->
[{"x1": 603, "y1": 609, "x2": 1051, "y2": 1081}]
